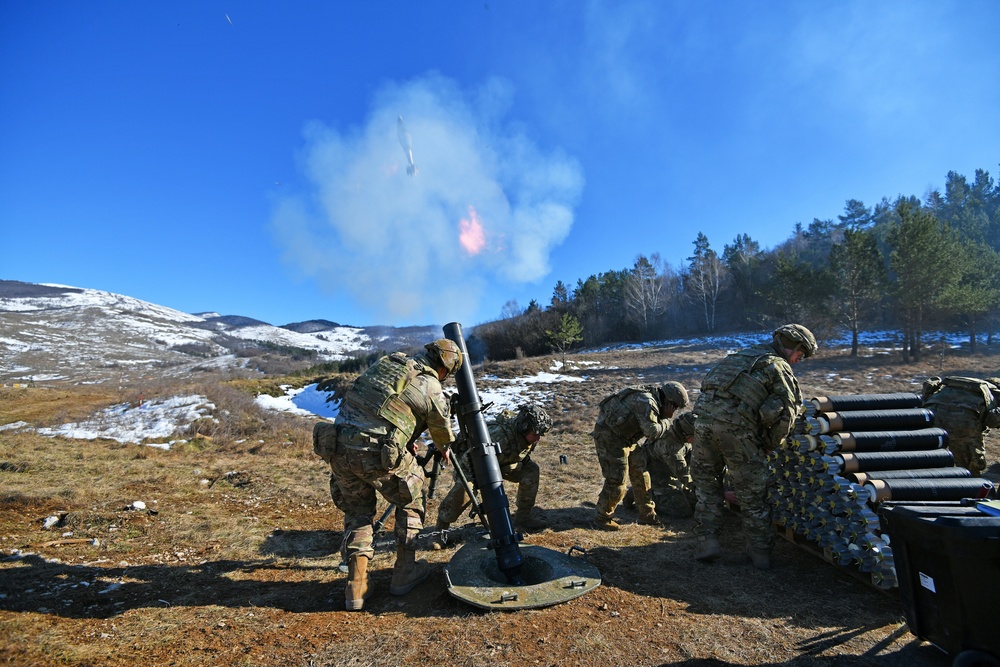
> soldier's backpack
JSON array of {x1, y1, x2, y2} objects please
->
[
  {"x1": 598, "y1": 386, "x2": 654, "y2": 438},
  {"x1": 340, "y1": 352, "x2": 431, "y2": 438}
]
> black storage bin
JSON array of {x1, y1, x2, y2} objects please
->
[{"x1": 878, "y1": 502, "x2": 1000, "y2": 663}]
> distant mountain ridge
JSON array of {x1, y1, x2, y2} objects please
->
[
  {"x1": 282, "y1": 319, "x2": 343, "y2": 333},
  {"x1": 0, "y1": 280, "x2": 441, "y2": 385}
]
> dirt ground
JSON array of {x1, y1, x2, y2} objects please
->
[{"x1": 2, "y1": 338, "x2": 998, "y2": 667}]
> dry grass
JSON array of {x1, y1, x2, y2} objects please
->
[{"x1": 3, "y1": 341, "x2": 998, "y2": 666}]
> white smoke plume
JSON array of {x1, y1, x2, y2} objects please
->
[{"x1": 270, "y1": 74, "x2": 583, "y2": 326}]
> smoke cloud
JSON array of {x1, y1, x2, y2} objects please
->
[{"x1": 270, "y1": 74, "x2": 583, "y2": 326}]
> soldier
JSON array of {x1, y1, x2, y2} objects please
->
[
  {"x1": 432, "y1": 404, "x2": 553, "y2": 547},
  {"x1": 921, "y1": 375, "x2": 1000, "y2": 476},
  {"x1": 627, "y1": 411, "x2": 698, "y2": 519},
  {"x1": 592, "y1": 381, "x2": 689, "y2": 530},
  {"x1": 312, "y1": 339, "x2": 462, "y2": 611},
  {"x1": 691, "y1": 324, "x2": 816, "y2": 570}
]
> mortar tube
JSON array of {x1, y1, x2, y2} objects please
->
[{"x1": 443, "y1": 322, "x2": 524, "y2": 583}]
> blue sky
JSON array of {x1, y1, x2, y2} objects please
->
[{"x1": 2, "y1": 2, "x2": 998, "y2": 328}]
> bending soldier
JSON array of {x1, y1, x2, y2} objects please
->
[
  {"x1": 592, "y1": 381, "x2": 689, "y2": 530},
  {"x1": 433, "y1": 404, "x2": 553, "y2": 547},
  {"x1": 691, "y1": 324, "x2": 815, "y2": 570},
  {"x1": 921, "y1": 375, "x2": 1000, "y2": 476},
  {"x1": 312, "y1": 339, "x2": 463, "y2": 611},
  {"x1": 627, "y1": 411, "x2": 697, "y2": 519}
]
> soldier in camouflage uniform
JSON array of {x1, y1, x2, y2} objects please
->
[
  {"x1": 312, "y1": 339, "x2": 462, "y2": 611},
  {"x1": 591, "y1": 381, "x2": 689, "y2": 530},
  {"x1": 432, "y1": 404, "x2": 553, "y2": 547},
  {"x1": 921, "y1": 376, "x2": 1000, "y2": 476},
  {"x1": 626, "y1": 411, "x2": 698, "y2": 519},
  {"x1": 691, "y1": 324, "x2": 816, "y2": 570}
]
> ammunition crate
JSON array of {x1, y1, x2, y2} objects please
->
[{"x1": 878, "y1": 501, "x2": 1000, "y2": 662}]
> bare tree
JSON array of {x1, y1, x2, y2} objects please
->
[
  {"x1": 624, "y1": 254, "x2": 669, "y2": 339},
  {"x1": 686, "y1": 233, "x2": 728, "y2": 333}
]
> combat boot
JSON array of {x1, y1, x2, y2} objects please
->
[
  {"x1": 694, "y1": 536, "x2": 722, "y2": 562},
  {"x1": 513, "y1": 509, "x2": 545, "y2": 531},
  {"x1": 594, "y1": 515, "x2": 621, "y2": 531},
  {"x1": 389, "y1": 547, "x2": 430, "y2": 596},
  {"x1": 429, "y1": 520, "x2": 451, "y2": 551},
  {"x1": 637, "y1": 512, "x2": 660, "y2": 526},
  {"x1": 344, "y1": 554, "x2": 371, "y2": 611},
  {"x1": 747, "y1": 546, "x2": 772, "y2": 570}
]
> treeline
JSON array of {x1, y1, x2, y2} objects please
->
[{"x1": 471, "y1": 167, "x2": 1000, "y2": 362}]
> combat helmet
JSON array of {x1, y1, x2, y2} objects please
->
[
  {"x1": 675, "y1": 411, "x2": 696, "y2": 437},
  {"x1": 659, "y1": 381, "x2": 689, "y2": 408},
  {"x1": 516, "y1": 404, "x2": 552, "y2": 436},
  {"x1": 424, "y1": 339, "x2": 463, "y2": 376},
  {"x1": 773, "y1": 324, "x2": 818, "y2": 358}
]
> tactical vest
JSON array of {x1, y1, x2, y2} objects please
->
[
  {"x1": 340, "y1": 352, "x2": 429, "y2": 437},
  {"x1": 490, "y1": 411, "x2": 531, "y2": 467},
  {"x1": 927, "y1": 377, "x2": 995, "y2": 415},
  {"x1": 699, "y1": 347, "x2": 781, "y2": 422},
  {"x1": 598, "y1": 386, "x2": 656, "y2": 441}
]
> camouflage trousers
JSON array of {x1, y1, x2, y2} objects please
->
[
  {"x1": 642, "y1": 439, "x2": 695, "y2": 519},
  {"x1": 690, "y1": 419, "x2": 774, "y2": 550},
  {"x1": 437, "y1": 456, "x2": 539, "y2": 524},
  {"x1": 593, "y1": 426, "x2": 654, "y2": 521},
  {"x1": 327, "y1": 444, "x2": 426, "y2": 560},
  {"x1": 933, "y1": 407, "x2": 987, "y2": 475}
]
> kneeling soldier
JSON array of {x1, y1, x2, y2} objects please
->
[
  {"x1": 433, "y1": 404, "x2": 553, "y2": 547},
  {"x1": 592, "y1": 381, "x2": 689, "y2": 530},
  {"x1": 627, "y1": 411, "x2": 697, "y2": 519}
]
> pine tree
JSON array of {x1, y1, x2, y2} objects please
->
[
  {"x1": 886, "y1": 199, "x2": 956, "y2": 361},
  {"x1": 546, "y1": 312, "x2": 583, "y2": 362},
  {"x1": 829, "y1": 227, "x2": 885, "y2": 356}
]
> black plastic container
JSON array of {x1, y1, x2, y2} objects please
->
[{"x1": 878, "y1": 502, "x2": 1000, "y2": 664}]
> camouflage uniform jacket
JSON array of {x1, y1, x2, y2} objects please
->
[
  {"x1": 594, "y1": 385, "x2": 670, "y2": 446},
  {"x1": 336, "y1": 351, "x2": 455, "y2": 452},
  {"x1": 923, "y1": 377, "x2": 1000, "y2": 431},
  {"x1": 695, "y1": 342, "x2": 801, "y2": 449},
  {"x1": 647, "y1": 417, "x2": 693, "y2": 479},
  {"x1": 455, "y1": 410, "x2": 535, "y2": 475}
]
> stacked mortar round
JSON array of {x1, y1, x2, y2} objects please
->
[{"x1": 767, "y1": 392, "x2": 943, "y2": 589}]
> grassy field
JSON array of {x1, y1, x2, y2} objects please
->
[{"x1": 2, "y1": 339, "x2": 997, "y2": 666}]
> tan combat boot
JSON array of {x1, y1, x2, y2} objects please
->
[
  {"x1": 389, "y1": 547, "x2": 430, "y2": 595},
  {"x1": 594, "y1": 515, "x2": 621, "y2": 531},
  {"x1": 637, "y1": 512, "x2": 660, "y2": 526},
  {"x1": 513, "y1": 509, "x2": 545, "y2": 531},
  {"x1": 694, "y1": 536, "x2": 722, "y2": 562},
  {"x1": 344, "y1": 554, "x2": 371, "y2": 611}
]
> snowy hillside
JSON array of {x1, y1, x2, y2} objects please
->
[{"x1": 0, "y1": 280, "x2": 438, "y2": 385}]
